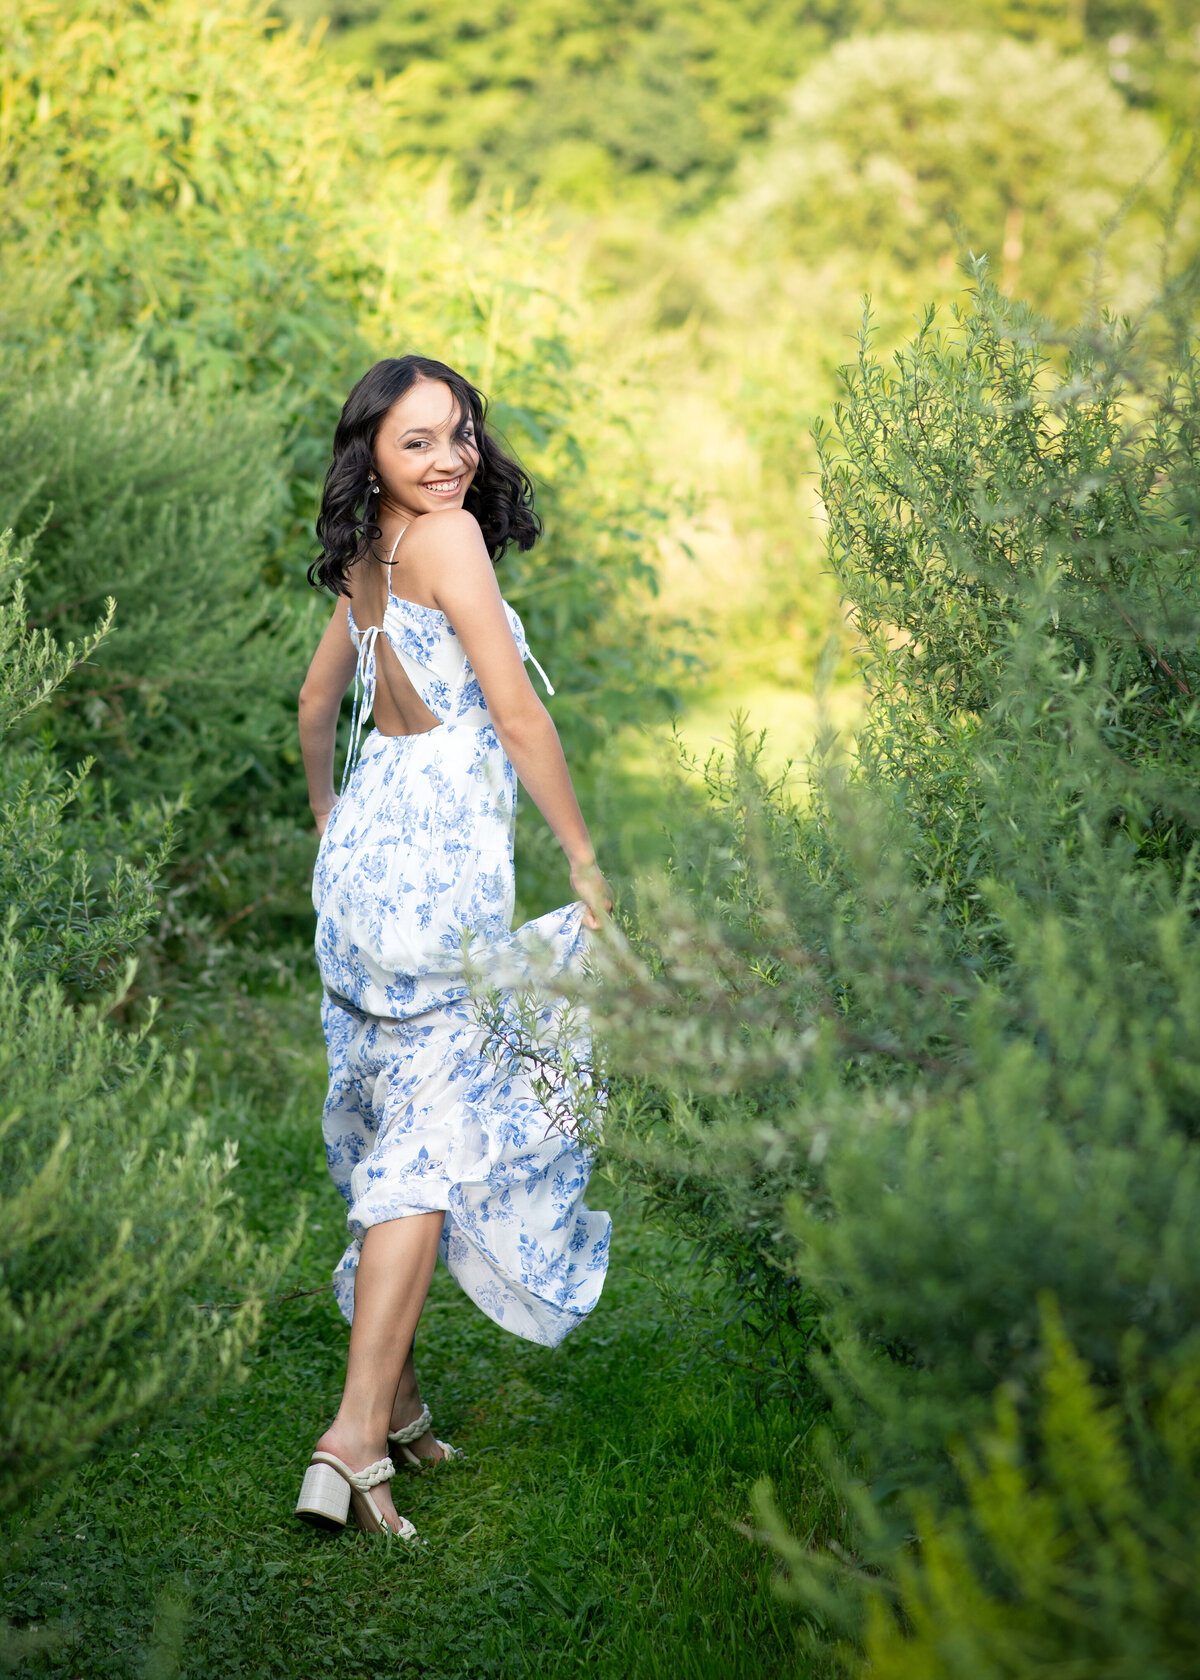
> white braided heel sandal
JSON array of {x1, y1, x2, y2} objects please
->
[
  {"x1": 388, "y1": 1402, "x2": 463, "y2": 1468},
  {"x1": 294, "y1": 1451, "x2": 417, "y2": 1538}
]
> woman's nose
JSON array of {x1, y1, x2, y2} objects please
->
[{"x1": 438, "y1": 439, "x2": 473, "y2": 473}]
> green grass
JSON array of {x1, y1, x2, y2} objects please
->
[{"x1": 2, "y1": 989, "x2": 837, "y2": 1680}]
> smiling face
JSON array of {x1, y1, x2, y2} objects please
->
[{"x1": 372, "y1": 377, "x2": 479, "y2": 520}]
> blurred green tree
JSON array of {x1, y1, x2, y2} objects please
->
[
  {"x1": 275, "y1": 0, "x2": 1198, "y2": 212},
  {"x1": 277, "y1": 0, "x2": 851, "y2": 210},
  {"x1": 726, "y1": 29, "x2": 1170, "y2": 313}
]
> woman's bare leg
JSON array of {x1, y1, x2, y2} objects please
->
[
  {"x1": 315, "y1": 1209, "x2": 445, "y2": 1531},
  {"x1": 389, "y1": 1344, "x2": 451, "y2": 1461}
]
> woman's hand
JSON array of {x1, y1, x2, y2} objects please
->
[
  {"x1": 313, "y1": 804, "x2": 335, "y2": 838},
  {"x1": 569, "y1": 856, "x2": 613, "y2": 930}
]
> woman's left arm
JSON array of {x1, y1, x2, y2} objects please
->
[
  {"x1": 418, "y1": 512, "x2": 613, "y2": 928},
  {"x1": 299, "y1": 598, "x2": 358, "y2": 835}
]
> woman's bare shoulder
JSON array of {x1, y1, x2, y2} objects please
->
[
  {"x1": 402, "y1": 510, "x2": 494, "y2": 600},
  {"x1": 403, "y1": 508, "x2": 485, "y2": 554}
]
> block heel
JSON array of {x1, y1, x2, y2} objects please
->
[{"x1": 295, "y1": 1459, "x2": 353, "y2": 1530}]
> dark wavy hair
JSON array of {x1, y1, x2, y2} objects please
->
[{"x1": 309, "y1": 355, "x2": 542, "y2": 594}]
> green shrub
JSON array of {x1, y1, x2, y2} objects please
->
[
  {"x1": 868, "y1": 1313, "x2": 1200, "y2": 1678},
  {"x1": 0, "y1": 529, "x2": 166, "y2": 991},
  {"x1": 0, "y1": 362, "x2": 321, "y2": 980},
  {"x1": 757, "y1": 1303, "x2": 1200, "y2": 1677},
  {"x1": 0, "y1": 972, "x2": 269, "y2": 1514},
  {"x1": 589, "y1": 265, "x2": 1200, "y2": 1667},
  {"x1": 0, "y1": 0, "x2": 370, "y2": 406},
  {"x1": 0, "y1": 532, "x2": 275, "y2": 1519}
]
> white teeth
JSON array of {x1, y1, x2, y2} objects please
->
[{"x1": 425, "y1": 478, "x2": 461, "y2": 493}]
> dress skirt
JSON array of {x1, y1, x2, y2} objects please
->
[{"x1": 313, "y1": 721, "x2": 610, "y2": 1348}]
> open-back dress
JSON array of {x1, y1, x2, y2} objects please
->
[{"x1": 311, "y1": 541, "x2": 611, "y2": 1347}]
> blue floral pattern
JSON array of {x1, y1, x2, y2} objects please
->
[{"x1": 312, "y1": 590, "x2": 610, "y2": 1347}]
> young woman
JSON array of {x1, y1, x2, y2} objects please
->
[{"x1": 293, "y1": 355, "x2": 613, "y2": 1541}]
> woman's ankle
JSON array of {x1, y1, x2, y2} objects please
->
[
  {"x1": 320, "y1": 1407, "x2": 389, "y2": 1460},
  {"x1": 389, "y1": 1390, "x2": 426, "y2": 1431}
]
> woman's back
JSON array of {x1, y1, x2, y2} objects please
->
[
  {"x1": 342, "y1": 523, "x2": 446, "y2": 738},
  {"x1": 341, "y1": 516, "x2": 554, "y2": 763}
]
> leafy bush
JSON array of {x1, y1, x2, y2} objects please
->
[
  {"x1": 590, "y1": 265, "x2": 1200, "y2": 1667},
  {"x1": 0, "y1": 532, "x2": 275, "y2": 1519},
  {"x1": 757, "y1": 1303, "x2": 1200, "y2": 1677},
  {"x1": 0, "y1": 362, "x2": 323, "y2": 980},
  {"x1": 0, "y1": 547, "x2": 161, "y2": 995},
  {"x1": 0, "y1": 0, "x2": 371, "y2": 403},
  {"x1": 0, "y1": 974, "x2": 268, "y2": 1514}
]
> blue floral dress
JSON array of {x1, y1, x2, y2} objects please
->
[{"x1": 311, "y1": 572, "x2": 611, "y2": 1347}]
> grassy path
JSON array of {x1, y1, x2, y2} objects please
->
[{"x1": 3, "y1": 998, "x2": 825, "y2": 1679}]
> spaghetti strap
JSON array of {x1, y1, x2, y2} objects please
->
[
  {"x1": 526, "y1": 648, "x2": 556, "y2": 697},
  {"x1": 339, "y1": 523, "x2": 419, "y2": 795},
  {"x1": 384, "y1": 523, "x2": 409, "y2": 601}
]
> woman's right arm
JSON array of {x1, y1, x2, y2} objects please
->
[{"x1": 298, "y1": 598, "x2": 358, "y2": 836}]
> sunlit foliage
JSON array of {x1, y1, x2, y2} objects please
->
[
  {"x1": 280, "y1": 0, "x2": 1200, "y2": 212},
  {"x1": 278, "y1": 0, "x2": 849, "y2": 209},
  {"x1": 0, "y1": 0, "x2": 373, "y2": 398}
]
